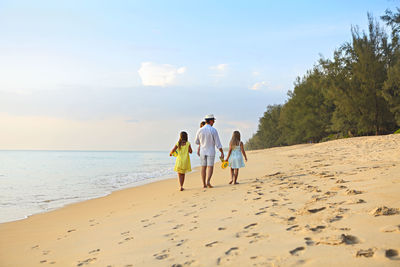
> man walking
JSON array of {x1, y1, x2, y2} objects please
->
[{"x1": 195, "y1": 114, "x2": 224, "y2": 188}]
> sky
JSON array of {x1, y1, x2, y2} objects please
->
[{"x1": 0, "y1": 0, "x2": 398, "y2": 150}]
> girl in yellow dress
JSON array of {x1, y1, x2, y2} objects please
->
[{"x1": 170, "y1": 131, "x2": 192, "y2": 191}]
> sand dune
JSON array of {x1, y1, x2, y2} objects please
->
[{"x1": 0, "y1": 134, "x2": 399, "y2": 266}]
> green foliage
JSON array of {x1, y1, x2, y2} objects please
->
[
  {"x1": 246, "y1": 11, "x2": 400, "y2": 150},
  {"x1": 383, "y1": 61, "x2": 400, "y2": 125},
  {"x1": 278, "y1": 67, "x2": 333, "y2": 145},
  {"x1": 395, "y1": 129, "x2": 400, "y2": 134},
  {"x1": 245, "y1": 105, "x2": 282, "y2": 150}
]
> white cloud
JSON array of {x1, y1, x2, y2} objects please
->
[
  {"x1": 209, "y1": 63, "x2": 229, "y2": 77},
  {"x1": 252, "y1": 71, "x2": 260, "y2": 76},
  {"x1": 138, "y1": 62, "x2": 186, "y2": 87},
  {"x1": 250, "y1": 81, "x2": 268, "y2": 90},
  {"x1": 210, "y1": 63, "x2": 228, "y2": 71}
]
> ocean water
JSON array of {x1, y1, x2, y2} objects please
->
[{"x1": 0, "y1": 150, "x2": 200, "y2": 223}]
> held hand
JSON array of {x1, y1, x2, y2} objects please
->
[{"x1": 245, "y1": 157, "x2": 248, "y2": 162}]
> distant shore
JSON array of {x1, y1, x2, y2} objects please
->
[{"x1": 0, "y1": 135, "x2": 399, "y2": 266}]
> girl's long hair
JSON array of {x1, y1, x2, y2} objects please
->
[
  {"x1": 229, "y1": 131, "x2": 241, "y2": 148},
  {"x1": 178, "y1": 131, "x2": 188, "y2": 149}
]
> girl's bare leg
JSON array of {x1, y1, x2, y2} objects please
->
[
  {"x1": 234, "y1": 169, "x2": 239, "y2": 184},
  {"x1": 178, "y1": 173, "x2": 185, "y2": 191},
  {"x1": 229, "y1": 168, "x2": 234, "y2": 184}
]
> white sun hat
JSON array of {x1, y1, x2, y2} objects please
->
[{"x1": 204, "y1": 114, "x2": 216, "y2": 120}]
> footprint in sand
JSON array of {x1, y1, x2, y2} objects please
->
[
  {"x1": 346, "y1": 199, "x2": 366, "y2": 204},
  {"x1": 118, "y1": 232, "x2": 134, "y2": 244},
  {"x1": 316, "y1": 234, "x2": 359, "y2": 245},
  {"x1": 225, "y1": 247, "x2": 239, "y2": 255},
  {"x1": 88, "y1": 249, "x2": 100, "y2": 254},
  {"x1": 380, "y1": 225, "x2": 400, "y2": 233},
  {"x1": 118, "y1": 236, "x2": 134, "y2": 244},
  {"x1": 304, "y1": 237, "x2": 315, "y2": 246},
  {"x1": 89, "y1": 220, "x2": 99, "y2": 227},
  {"x1": 247, "y1": 233, "x2": 269, "y2": 243},
  {"x1": 175, "y1": 239, "x2": 187, "y2": 247},
  {"x1": 143, "y1": 222, "x2": 155, "y2": 228},
  {"x1": 370, "y1": 206, "x2": 400, "y2": 217},
  {"x1": 324, "y1": 191, "x2": 337, "y2": 197},
  {"x1": 205, "y1": 241, "x2": 219, "y2": 247},
  {"x1": 249, "y1": 255, "x2": 270, "y2": 265},
  {"x1": 153, "y1": 249, "x2": 170, "y2": 260},
  {"x1": 327, "y1": 214, "x2": 343, "y2": 223},
  {"x1": 286, "y1": 225, "x2": 299, "y2": 231},
  {"x1": 307, "y1": 225, "x2": 326, "y2": 233},
  {"x1": 244, "y1": 223, "x2": 258, "y2": 229},
  {"x1": 356, "y1": 248, "x2": 375, "y2": 258},
  {"x1": 217, "y1": 247, "x2": 240, "y2": 265},
  {"x1": 77, "y1": 258, "x2": 97, "y2": 266},
  {"x1": 307, "y1": 207, "x2": 326, "y2": 213},
  {"x1": 289, "y1": 247, "x2": 305, "y2": 256},
  {"x1": 385, "y1": 249, "x2": 399, "y2": 260},
  {"x1": 173, "y1": 224, "x2": 184, "y2": 230},
  {"x1": 346, "y1": 189, "x2": 363, "y2": 195}
]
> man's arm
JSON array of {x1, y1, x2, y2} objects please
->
[
  {"x1": 219, "y1": 147, "x2": 224, "y2": 159},
  {"x1": 195, "y1": 129, "x2": 200, "y2": 145},
  {"x1": 213, "y1": 129, "x2": 224, "y2": 158}
]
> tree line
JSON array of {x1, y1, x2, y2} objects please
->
[{"x1": 246, "y1": 9, "x2": 400, "y2": 150}]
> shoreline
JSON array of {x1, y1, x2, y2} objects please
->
[
  {"x1": 0, "y1": 161, "x2": 202, "y2": 225},
  {"x1": 1, "y1": 135, "x2": 399, "y2": 266}
]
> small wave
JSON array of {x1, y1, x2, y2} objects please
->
[{"x1": 42, "y1": 196, "x2": 80, "y2": 203}]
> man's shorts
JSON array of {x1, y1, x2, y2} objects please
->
[{"x1": 200, "y1": 155, "x2": 215, "y2": 167}]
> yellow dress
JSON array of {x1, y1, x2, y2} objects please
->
[{"x1": 174, "y1": 142, "x2": 192, "y2": 174}]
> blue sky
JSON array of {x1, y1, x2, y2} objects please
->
[{"x1": 0, "y1": 0, "x2": 398, "y2": 150}]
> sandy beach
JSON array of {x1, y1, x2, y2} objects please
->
[{"x1": 1, "y1": 134, "x2": 399, "y2": 266}]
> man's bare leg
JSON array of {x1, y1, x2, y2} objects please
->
[
  {"x1": 206, "y1": 166, "x2": 214, "y2": 188},
  {"x1": 201, "y1": 166, "x2": 207, "y2": 188}
]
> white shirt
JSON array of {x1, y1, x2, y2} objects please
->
[{"x1": 195, "y1": 124, "x2": 223, "y2": 156}]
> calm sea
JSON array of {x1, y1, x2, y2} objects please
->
[{"x1": 0, "y1": 150, "x2": 200, "y2": 223}]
